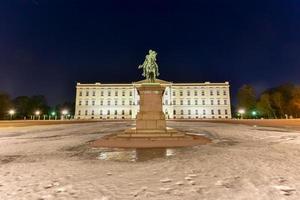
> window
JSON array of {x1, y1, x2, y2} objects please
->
[
  {"x1": 85, "y1": 101, "x2": 88, "y2": 106},
  {"x1": 201, "y1": 91, "x2": 205, "y2": 96},
  {"x1": 217, "y1": 100, "x2": 220, "y2": 105},
  {"x1": 92, "y1": 91, "x2": 95, "y2": 96},
  {"x1": 223, "y1": 90, "x2": 227, "y2": 95},
  {"x1": 122, "y1": 110, "x2": 125, "y2": 115},
  {"x1": 107, "y1": 110, "x2": 110, "y2": 115},
  {"x1": 217, "y1": 90, "x2": 220, "y2": 96},
  {"x1": 129, "y1": 110, "x2": 132, "y2": 115},
  {"x1": 114, "y1": 100, "x2": 118, "y2": 106},
  {"x1": 173, "y1": 100, "x2": 176, "y2": 105},
  {"x1": 181, "y1": 110, "x2": 184, "y2": 115},
  {"x1": 107, "y1": 100, "x2": 111, "y2": 106},
  {"x1": 79, "y1": 101, "x2": 82, "y2": 106},
  {"x1": 78, "y1": 110, "x2": 81, "y2": 115},
  {"x1": 195, "y1": 100, "x2": 198, "y2": 105},
  {"x1": 173, "y1": 110, "x2": 176, "y2": 115},
  {"x1": 188, "y1": 110, "x2": 191, "y2": 115},
  {"x1": 122, "y1": 100, "x2": 125, "y2": 105},
  {"x1": 115, "y1": 91, "x2": 118, "y2": 96},
  {"x1": 92, "y1": 110, "x2": 94, "y2": 115},
  {"x1": 180, "y1": 91, "x2": 183, "y2": 96},
  {"x1": 85, "y1": 110, "x2": 88, "y2": 115},
  {"x1": 218, "y1": 109, "x2": 221, "y2": 115},
  {"x1": 224, "y1": 100, "x2": 227, "y2": 105},
  {"x1": 173, "y1": 91, "x2": 175, "y2": 96},
  {"x1": 225, "y1": 109, "x2": 228, "y2": 115},
  {"x1": 100, "y1": 110, "x2": 103, "y2": 115},
  {"x1": 101, "y1": 91, "x2": 104, "y2": 96},
  {"x1": 92, "y1": 100, "x2": 95, "y2": 106},
  {"x1": 194, "y1": 91, "x2": 198, "y2": 96},
  {"x1": 202, "y1": 100, "x2": 205, "y2": 105},
  {"x1": 122, "y1": 91, "x2": 125, "y2": 96},
  {"x1": 100, "y1": 100, "x2": 103, "y2": 106},
  {"x1": 196, "y1": 110, "x2": 198, "y2": 115},
  {"x1": 211, "y1": 100, "x2": 214, "y2": 105},
  {"x1": 187, "y1": 91, "x2": 190, "y2": 96},
  {"x1": 180, "y1": 100, "x2": 183, "y2": 105},
  {"x1": 187, "y1": 100, "x2": 191, "y2": 105},
  {"x1": 79, "y1": 91, "x2": 82, "y2": 96},
  {"x1": 86, "y1": 91, "x2": 89, "y2": 96},
  {"x1": 203, "y1": 109, "x2": 206, "y2": 115},
  {"x1": 129, "y1": 91, "x2": 132, "y2": 96},
  {"x1": 114, "y1": 110, "x2": 117, "y2": 115},
  {"x1": 210, "y1": 90, "x2": 213, "y2": 96},
  {"x1": 211, "y1": 110, "x2": 214, "y2": 115},
  {"x1": 108, "y1": 91, "x2": 111, "y2": 96},
  {"x1": 129, "y1": 100, "x2": 132, "y2": 105}
]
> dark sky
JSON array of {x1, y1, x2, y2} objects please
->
[{"x1": 1, "y1": 0, "x2": 300, "y2": 105}]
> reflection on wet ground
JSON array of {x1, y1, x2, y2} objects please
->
[{"x1": 97, "y1": 148, "x2": 177, "y2": 162}]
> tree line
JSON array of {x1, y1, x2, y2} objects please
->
[
  {"x1": 237, "y1": 83, "x2": 300, "y2": 119},
  {"x1": 0, "y1": 91, "x2": 74, "y2": 120}
]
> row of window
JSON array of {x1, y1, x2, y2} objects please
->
[
  {"x1": 173, "y1": 109, "x2": 229, "y2": 115},
  {"x1": 79, "y1": 100, "x2": 137, "y2": 106},
  {"x1": 78, "y1": 99, "x2": 229, "y2": 106},
  {"x1": 78, "y1": 89, "x2": 228, "y2": 97},
  {"x1": 78, "y1": 110, "x2": 132, "y2": 116},
  {"x1": 79, "y1": 90, "x2": 133, "y2": 97},
  {"x1": 165, "y1": 90, "x2": 228, "y2": 96},
  {"x1": 77, "y1": 109, "x2": 228, "y2": 116},
  {"x1": 167, "y1": 99, "x2": 228, "y2": 106}
]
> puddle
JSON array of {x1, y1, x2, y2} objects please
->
[{"x1": 97, "y1": 148, "x2": 177, "y2": 162}]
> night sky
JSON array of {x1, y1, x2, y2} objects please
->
[{"x1": 1, "y1": 0, "x2": 300, "y2": 105}]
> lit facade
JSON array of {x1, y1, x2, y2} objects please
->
[{"x1": 74, "y1": 79, "x2": 232, "y2": 119}]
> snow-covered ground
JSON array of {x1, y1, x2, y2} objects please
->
[{"x1": 0, "y1": 121, "x2": 300, "y2": 200}]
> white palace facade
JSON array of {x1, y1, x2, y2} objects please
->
[{"x1": 74, "y1": 79, "x2": 232, "y2": 120}]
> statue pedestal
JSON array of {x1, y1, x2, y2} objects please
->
[
  {"x1": 122, "y1": 83, "x2": 185, "y2": 137},
  {"x1": 136, "y1": 83, "x2": 166, "y2": 131}
]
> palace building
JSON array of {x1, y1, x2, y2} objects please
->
[{"x1": 74, "y1": 79, "x2": 232, "y2": 120}]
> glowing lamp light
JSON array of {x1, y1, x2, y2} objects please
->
[
  {"x1": 35, "y1": 110, "x2": 41, "y2": 116},
  {"x1": 8, "y1": 109, "x2": 15, "y2": 115},
  {"x1": 238, "y1": 109, "x2": 245, "y2": 114},
  {"x1": 252, "y1": 111, "x2": 257, "y2": 116},
  {"x1": 51, "y1": 112, "x2": 56, "y2": 116},
  {"x1": 62, "y1": 110, "x2": 68, "y2": 115}
]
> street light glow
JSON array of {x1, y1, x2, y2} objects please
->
[
  {"x1": 35, "y1": 110, "x2": 41, "y2": 115},
  {"x1": 252, "y1": 111, "x2": 257, "y2": 116},
  {"x1": 8, "y1": 109, "x2": 15, "y2": 115},
  {"x1": 62, "y1": 110, "x2": 68, "y2": 115},
  {"x1": 238, "y1": 109, "x2": 245, "y2": 114},
  {"x1": 51, "y1": 112, "x2": 56, "y2": 116}
]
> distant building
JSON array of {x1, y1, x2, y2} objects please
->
[{"x1": 74, "y1": 79, "x2": 232, "y2": 119}]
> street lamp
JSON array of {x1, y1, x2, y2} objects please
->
[
  {"x1": 35, "y1": 110, "x2": 41, "y2": 120},
  {"x1": 8, "y1": 109, "x2": 15, "y2": 120},
  {"x1": 238, "y1": 109, "x2": 245, "y2": 119},
  {"x1": 61, "y1": 109, "x2": 68, "y2": 120},
  {"x1": 51, "y1": 111, "x2": 56, "y2": 120},
  {"x1": 252, "y1": 111, "x2": 257, "y2": 119}
]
